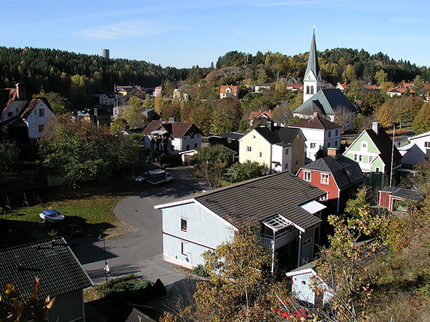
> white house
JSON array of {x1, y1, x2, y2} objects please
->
[
  {"x1": 398, "y1": 130, "x2": 430, "y2": 167},
  {"x1": 289, "y1": 113, "x2": 342, "y2": 162},
  {"x1": 0, "y1": 85, "x2": 55, "y2": 139},
  {"x1": 155, "y1": 172, "x2": 327, "y2": 270},
  {"x1": 220, "y1": 85, "x2": 239, "y2": 99},
  {"x1": 286, "y1": 260, "x2": 333, "y2": 307},
  {"x1": 142, "y1": 120, "x2": 203, "y2": 154},
  {"x1": 91, "y1": 93, "x2": 115, "y2": 106}
]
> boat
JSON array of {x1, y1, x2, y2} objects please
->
[{"x1": 39, "y1": 209, "x2": 65, "y2": 223}]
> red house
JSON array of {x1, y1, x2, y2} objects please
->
[{"x1": 297, "y1": 148, "x2": 365, "y2": 212}]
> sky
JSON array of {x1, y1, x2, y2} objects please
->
[{"x1": 2, "y1": 0, "x2": 430, "y2": 69}]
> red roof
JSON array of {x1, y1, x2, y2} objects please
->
[
  {"x1": 362, "y1": 84, "x2": 379, "y2": 90},
  {"x1": 220, "y1": 85, "x2": 238, "y2": 94}
]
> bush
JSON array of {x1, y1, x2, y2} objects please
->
[{"x1": 193, "y1": 264, "x2": 208, "y2": 277}]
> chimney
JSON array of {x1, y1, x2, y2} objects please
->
[
  {"x1": 266, "y1": 119, "x2": 274, "y2": 131},
  {"x1": 15, "y1": 83, "x2": 26, "y2": 99},
  {"x1": 372, "y1": 122, "x2": 379, "y2": 135},
  {"x1": 327, "y1": 147, "x2": 337, "y2": 158},
  {"x1": 313, "y1": 112, "x2": 319, "y2": 117}
]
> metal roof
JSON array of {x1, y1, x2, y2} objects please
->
[{"x1": 194, "y1": 172, "x2": 325, "y2": 230}]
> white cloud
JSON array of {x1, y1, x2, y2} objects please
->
[{"x1": 75, "y1": 20, "x2": 175, "y2": 41}]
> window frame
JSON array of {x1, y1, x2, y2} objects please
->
[
  {"x1": 321, "y1": 173, "x2": 329, "y2": 185},
  {"x1": 303, "y1": 170, "x2": 312, "y2": 182},
  {"x1": 181, "y1": 218, "x2": 187, "y2": 232}
]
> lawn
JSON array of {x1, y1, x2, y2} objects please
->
[{"x1": 1, "y1": 173, "x2": 151, "y2": 234}]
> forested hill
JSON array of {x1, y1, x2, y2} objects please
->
[
  {"x1": 0, "y1": 46, "x2": 428, "y2": 110},
  {"x1": 0, "y1": 46, "x2": 191, "y2": 99},
  {"x1": 216, "y1": 48, "x2": 430, "y2": 86}
]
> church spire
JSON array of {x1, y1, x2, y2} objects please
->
[{"x1": 303, "y1": 27, "x2": 322, "y2": 103}]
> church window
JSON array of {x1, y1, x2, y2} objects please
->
[
  {"x1": 306, "y1": 86, "x2": 310, "y2": 94},
  {"x1": 310, "y1": 86, "x2": 314, "y2": 94}
]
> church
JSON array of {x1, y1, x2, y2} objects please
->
[{"x1": 292, "y1": 28, "x2": 356, "y2": 131}]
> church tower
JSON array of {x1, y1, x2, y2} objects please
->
[{"x1": 303, "y1": 27, "x2": 322, "y2": 103}]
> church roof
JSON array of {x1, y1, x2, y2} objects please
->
[
  {"x1": 293, "y1": 88, "x2": 356, "y2": 116},
  {"x1": 305, "y1": 28, "x2": 320, "y2": 78}
]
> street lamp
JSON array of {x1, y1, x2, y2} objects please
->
[{"x1": 98, "y1": 229, "x2": 110, "y2": 283}]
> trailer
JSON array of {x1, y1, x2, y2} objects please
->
[{"x1": 145, "y1": 169, "x2": 173, "y2": 185}]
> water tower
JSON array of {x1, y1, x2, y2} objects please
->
[{"x1": 102, "y1": 49, "x2": 110, "y2": 58}]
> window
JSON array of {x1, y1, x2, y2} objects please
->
[
  {"x1": 328, "y1": 131, "x2": 331, "y2": 138},
  {"x1": 186, "y1": 145, "x2": 190, "y2": 150},
  {"x1": 246, "y1": 159, "x2": 251, "y2": 164},
  {"x1": 189, "y1": 133, "x2": 194, "y2": 139},
  {"x1": 285, "y1": 148, "x2": 289, "y2": 155},
  {"x1": 375, "y1": 167, "x2": 380, "y2": 173},
  {"x1": 194, "y1": 143, "x2": 197, "y2": 148},
  {"x1": 247, "y1": 146, "x2": 252, "y2": 152},
  {"x1": 296, "y1": 146, "x2": 299, "y2": 154},
  {"x1": 335, "y1": 140, "x2": 338, "y2": 147},
  {"x1": 259, "y1": 152, "x2": 263, "y2": 158},
  {"x1": 425, "y1": 142, "x2": 430, "y2": 148},
  {"x1": 181, "y1": 242, "x2": 188, "y2": 255},
  {"x1": 310, "y1": 143, "x2": 316, "y2": 149},
  {"x1": 7, "y1": 112, "x2": 12, "y2": 117},
  {"x1": 306, "y1": 86, "x2": 310, "y2": 94},
  {"x1": 181, "y1": 218, "x2": 187, "y2": 232},
  {"x1": 296, "y1": 133, "x2": 300, "y2": 139},
  {"x1": 302, "y1": 238, "x2": 312, "y2": 247},
  {"x1": 362, "y1": 142, "x2": 367, "y2": 149},
  {"x1": 295, "y1": 160, "x2": 299, "y2": 166},
  {"x1": 39, "y1": 125, "x2": 44, "y2": 133},
  {"x1": 39, "y1": 108, "x2": 45, "y2": 117},
  {"x1": 310, "y1": 86, "x2": 314, "y2": 94},
  {"x1": 335, "y1": 129, "x2": 339, "y2": 136},
  {"x1": 321, "y1": 173, "x2": 329, "y2": 184},
  {"x1": 359, "y1": 155, "x2": 363, "y2": 162},
  {"x1": 369, "y1": 156, "x2": 374, "y2": 163},
  {"x1": 285, "y1": 163, "x2": 289, "y2": 170},
  {"x1": 304, "y1": 171, "x2": 312, "y2": 182}
]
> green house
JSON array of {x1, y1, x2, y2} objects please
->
[{"x1": 343, "y1": 122, "x2": 402, "y2": 187}]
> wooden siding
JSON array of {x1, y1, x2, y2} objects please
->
[{"x1": 48, "y1": 290, "x2": 84, "y2": 322}]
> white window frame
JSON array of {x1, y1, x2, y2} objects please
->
[
  {"x1": 181, "y1": 218, "x2": 187, "y2": 232},
  {"x1": 181, "y1": 242, "x2": 188, "y2": 255},
  {"x1": 321, "y1": 173, "x2": 329, "y2": 185},
  {"x1": 304, "y1": 171, "x2": 312, "y2": 182},
  {"x1": 247, "y1": 146, "x2": 252, "y2": 152}
]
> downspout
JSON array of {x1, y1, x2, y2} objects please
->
[
  {"x1": 271, "y1": 230, "x2": 275, "y2": 275},
  {"x1": 297, "y1": 231, "x2": 302, "y2": 267}
]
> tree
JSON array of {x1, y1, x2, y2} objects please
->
[
  {"x1": 162, "y1": 225, "x2": 292, "y2": 321},
  {"x1": 110, "y1": 118, "x2": 129, "y2": 134},
  {"x1": 288, "y1": 92, "x2": 303, "y2": 112},
  {"x1": 38, "y1": 114, "x2": 118, "y2": 187},
  {"x1": 0, "y1": 277, "x2": 55, "y2": 322},
  {"x1": 34, "y1": 91, "x2": 73, "y2": 115},
  {"x1": 226, "y1": 162, "x2": 267, "y2": 183},
  {"x1": 119, "y1": 105, "x2": 146, "y2": 129},
  {"x1": 210, "y1": 98, "x2": 242, "y2": 134},
  {"x1": 0, "y1": 140, "x2": 20, "y2": 172},
  {"x1": 154, "y1": 93, "x2": 164, "y2": 114},
  {"x1": 374, "y1": 69, "x2": 388, "y2": 86},
  {"x1": 191, "y1": 145, "x2": 231, "y2": 189},
  {"x1": 360, "y1": 91, "x2": 385, "y2": 116},
  {"x1": 127, "y1": 95, "x2": 143, "y2": 108},
  {"x1": 373, "y1": 100, "x2": 396, "y2": 128},
  {"x1": 315, "y1": 195, "x2": 389, "y2": 322},
  {"x1": 161, "y1": 101, "x2": 181, "y2": 121},
  {"x1": 271, "y1": 102, "x2": 292, "y2": 126},
  {"x1": 413, "y1": 102, "x2": 430, "y2": 134}
]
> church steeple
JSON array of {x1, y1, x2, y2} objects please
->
[{"x1": 303, "y1": 27, "x2": 322, "y2": 103}]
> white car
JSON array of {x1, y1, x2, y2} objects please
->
[{"x1": 39, "y1": 209, "x2": 65, "y2": 223}]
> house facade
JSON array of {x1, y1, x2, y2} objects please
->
[
  {"x1": 220, "y1": 85, "x2": 239, "y2": 99},
  {"x1": 297, "y1": 148, "x2": 365, "y2": 212},
  {"x1": 142, "y1": 120, "x2": 203, "y2": 154},
  {"x1": 290, "y1": 113, "x2": 342, "y2": 162},
  {"x1": 155, "y1": 172, "x2": 327, "y2": 270},
  {"x1": 379, "y1": 186, "x2": 423, "y2": 212},
  {"x1": 343, "y1": 122, "x2": 402, "y2": 187},
  {"x1": 239, "y1": 125, "x2": 306, "y2": 173},
  {"x1": 0, "y1": 238, "x2": 93, "y2": 322},
  {"x1": 0, "y1": 85, "x2": 55, "y2": 139}
]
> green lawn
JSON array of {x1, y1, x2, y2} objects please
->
[{"x1": 1, "y1": 173, "x2": 150, "y2": 234}]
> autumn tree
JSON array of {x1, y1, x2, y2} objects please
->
[
  {"x1": 162, "y1": 225, "x2": 293, "y2": 321},
  {"x1": 315, "y1": 194, "x2": 389, "y2": 322},
  {"x1": 360, "y1": 91, "x2": 385, "y2": 116},
  {"x1": 271, "y1": 102, "x2": 293, "y2": 126},
  {"x1": 161, "y1": 101, "x2": 181, "y2": 121},
  {"x1": 119, "y1": 105, "x2": 146, "y2": 129},
  {"x1": 0, "y1": 277, "x2": 55, "y2": 322},
  {"x1": 110, "y1": 118, "x2": 129, "y2": 134},
  {"x1": 373, "y1": 100, "x2": 396, "y2": 128},
  {"x1": 38, "y1": 114, "x2": 118, "y2": 186},
  {"x1": 191, "y1": 145, "x2": 231, "y2": 189},
  {"x1": 127, "y1": 95, "x2": 143, "y2": 108},
  {"x1": 412, "y1": 102, "x2": 430, "y2": 134},
  {"x1": 210, "y1": 98, "x2": 242, "y2": 134},
  {"x1": 154, "y1": 93, "x2": 164, "y2": 114},
  {"x1": 374, "y1": 69, "x2": 388, "y2": 86},
  {"x1": 288, "y1": 91, "x2": 303, "y2": 112},
  {"x1": 34, "y1": 91, "x2": 73, "y2": 115}
]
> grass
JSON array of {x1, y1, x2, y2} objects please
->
[{"x1": 1, "y1": 172, "x2": 152, "y2": 234}]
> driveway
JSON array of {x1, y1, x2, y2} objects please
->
[{"x1": 71, "y1": 166, "x2": 207, "y2": 288}]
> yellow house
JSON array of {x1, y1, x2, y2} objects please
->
[{"x1": 239, "y1": 125, "x2": 306, "y2": 173}]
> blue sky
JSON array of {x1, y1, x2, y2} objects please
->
[{"x1": 2, "y1": 0, "x2": 429, "y2": 68}]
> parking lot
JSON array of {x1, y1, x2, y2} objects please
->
[{"x1": 70, "y1": 166, "x2": 207, "y2": 286}]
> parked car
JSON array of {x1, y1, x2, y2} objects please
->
[
  {"x1": 39, "y1": 209, "x2": 65, "y2": 223},
  {"x1": 63, "y1": 223, "x2": 84, "y2": 237},
  {"x1": 146, "y1": 169, "x2": 173, "y2": 185}
]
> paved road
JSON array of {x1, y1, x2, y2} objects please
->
[{"x1": 70, "y1": 167, "x2": 207, "y2": 288}]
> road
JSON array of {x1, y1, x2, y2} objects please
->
[{"x1": 69, "y1": 166, "x2": 207, "y2": 288}]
